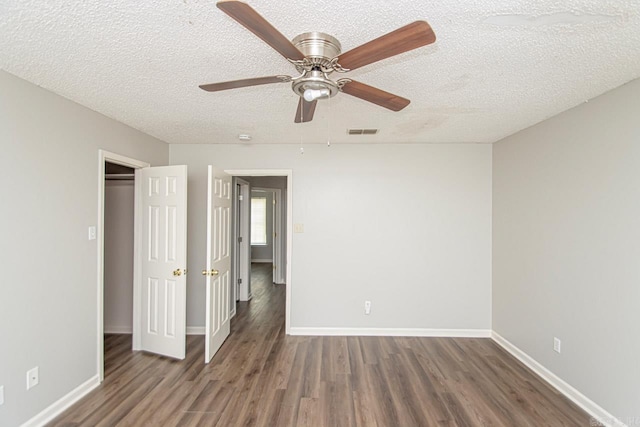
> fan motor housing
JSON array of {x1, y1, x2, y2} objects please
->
[{"x1": 292, "y1": 32, "x2": 341, "y2": 70}]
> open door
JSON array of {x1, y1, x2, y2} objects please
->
[
  {"x1": 203, "y1": 166, "x2": 232, "y2": 363},
  {"x1": 136, "y1": 165, "x2": 188, "y2": 359}
]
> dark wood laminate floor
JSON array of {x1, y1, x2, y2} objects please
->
[{"x1": 51, "y1": 263, "x2": 591, "y2": 426}]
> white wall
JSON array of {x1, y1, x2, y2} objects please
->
[
  {"x1": 250, "y1": 189, "x2": 274, "y2": 262},
  {"x1": 493, "y1": 78, "x2": 640, "y2": 421},
  {"x1": 104, "y1": 180, "x2": 134, "y2": 333},
  {"x1": 0, "y1": 71, "x2": 169, "y2": 426},
  {"x1": 170, "y1": 143, "x2": 492, "y2": 331}
]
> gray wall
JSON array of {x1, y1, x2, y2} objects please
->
[
  {"x1": 0, "y1": 71, "x2": 169, "y2": 426},
  {"x1": 250, "y1": 189, "x2": 274, "y2": 262},
  {"x1": 493, "y1": 78, "x2": 640, "y2": 420},
  {"x1": 170, "y1": 143, "x2": 492, "y2": 331},
  {"x1": 104, "y1": 180, "x2": 134, "y2": 333}
]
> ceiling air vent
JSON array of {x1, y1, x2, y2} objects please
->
[{"x1": 348, "y1": 128, "x2": 379, "y2": 135}]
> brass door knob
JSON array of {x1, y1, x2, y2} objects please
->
[
  {"x1": 210, "y1": 269, "x2": 219, "y2": 276},
  {"x1": 173, "y1": 269, "x2": 182, "y2": 276},
  {"x1": 202, "y1": 269, "x2": 219, "y2": 276}
]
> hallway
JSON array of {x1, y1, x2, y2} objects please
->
[{"x1": 50, "y1": 263, "x2": 590, "y2": 426}]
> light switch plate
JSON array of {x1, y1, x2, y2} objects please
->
[{"x1": 294, "y1": 223, "x2": 304, "y2": 233}]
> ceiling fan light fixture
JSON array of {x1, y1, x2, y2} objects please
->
[
  {"x1": 303, "y1": 87, "x2": 330, "y2": 102},
  {"x1": 203, "y1": 1, "x2": 437, "y2": 123}
]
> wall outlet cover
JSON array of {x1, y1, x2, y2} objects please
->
[
  {"x1": 364, "y1": 300, "x2": 372, "y2": 315},
  {"x1": 27, "y1": 366, "x2": 39, "y2": 390}
]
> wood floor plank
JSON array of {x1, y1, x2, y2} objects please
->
[
  {"x1": 295, "y1": 397, "x2": 319, "y2": 427},
  {"x1": 49, "y1": 263, "x2": 592, "y2": 427}
]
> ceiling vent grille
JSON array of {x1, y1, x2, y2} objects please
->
[{"x1": 348, "y1": 128, "x2": 379, "y2": 135}]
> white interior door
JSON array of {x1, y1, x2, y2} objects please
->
[
  {"x1": 204, "y1": 166, "x2": 232, "y2": 363},
  {"x1": 136, "y1": 165, "x2": 188, "y2": 359}
]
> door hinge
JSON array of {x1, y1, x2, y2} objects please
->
[
  {"x1": 237, "y1": 278, "x2": 242, "y2": 284},
  {"x1": 239, "y1": 195, "x2": 244, "y2": 201},
  {"x1": 274, "y1": 232, "x2": 277, "y2": 237},
  {"x1": 238, "y1": 236, "x2": 243, "y2": 243},
  {"x1": 273, "y1": 199, "x2": 276, "y2": 205}
]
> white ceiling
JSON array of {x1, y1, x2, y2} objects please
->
[{"x1": 1, "y1": 0, "x2": 639, "y2": 145}]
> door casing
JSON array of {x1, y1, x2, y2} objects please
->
[{"x1": 233, "y1": 178, "x2": 251, "y2": 304}]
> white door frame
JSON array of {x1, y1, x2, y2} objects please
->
[
  {"x1": 97, "y1": 150, "x2": 149, "y2": 382},
  {"x1": 226, "y1": 169, "x2": 293, "y2": 334},
  {"x1": 233, "y1": 178, "x2": 251, "y2": 304}
]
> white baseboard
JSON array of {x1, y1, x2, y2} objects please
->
[
  {"x1": 104, "y1": 325, "x2": 132, "y2": 334},
  {"x1": 21, "y1": 374, "x2": 100, "y2": 427},
  {"x1": 289, "y1": 327, "x2": 491, "y2": 337},
  {"x1": 186, "y1": 326, "x2": 205, "y2": 335},
  {"x1": 251, "y1": 259, "x2": 272, "y2": 263},
  {"x1": 491, "y1": 332, "x2": 626, "y2": 427}
]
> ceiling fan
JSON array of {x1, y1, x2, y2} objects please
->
[{"x1": 200, "y1": 0, "x2": 436, "y2": 123}]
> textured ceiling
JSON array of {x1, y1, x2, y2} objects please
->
[{"x1": 1, "y1": 0, "x2": 639, "y2": 145}]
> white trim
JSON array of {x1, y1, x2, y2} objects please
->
[
  {"x1": 187, "y1": 326, "x2": 205, "y2": 335},
  {"x1": 104, "y1": 326, "x2": 133, "y2": 334},
  {"x1": 251, "y1": 259, "x2": 273, "y2": 263},
  {"x1": 491, "y1": 332, "x2": 626, "y2": 427},
  {"x1": 21, "y1": 375, "x2": 100, "y2": 427},
  {"x1": 232, "y1": 177, "x2": 251, "y2": 305},
  {"x1": 289, "y1": 327, "x2": 492, "y2": 337},
  {"x1": 97, "y1": 150, "x2": 150, "y2": 383},
  {"x1": 225, "y1": 169, "x2": 293, "y2": 335}
]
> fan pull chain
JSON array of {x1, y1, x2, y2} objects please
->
[
  {"x1": 327, "y1": 95, "x2": 331, "y2": 147},
  {"x1": 299, "y1": 100, "x2": 304, "y2": 155}
]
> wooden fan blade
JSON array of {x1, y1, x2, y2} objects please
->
[
  {"x1": 294, "y1": 98, "x2": 317, "y2": 123},
  {"x1": 217, "y1": 1, "x2": 305, "y2": 61},
  {"x1": 339, "y1": 80, "x2": 410, "y2": 111},
  {"x1": 336, "y1": 21, "x2": 435, "y2": 71},
  {"x1": 199, "y1": 75, "x2": 290, "y2": 92}
]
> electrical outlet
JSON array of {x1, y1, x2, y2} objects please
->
[
  {"x1": 27, "y1": 367, "x2": 39, "y2": 390},
  {"x1": 88, "y1": 226, "x2": 96, "y2": 240},
  {"x1": 364, "y1": 300, "x2": 372, "y2": 315},
  {"x1": 553, "y1": 337, "x2": 561, "y2": 354},
  {"x1": 0, "y1": 385, "x2": 4, "y2": 406}
]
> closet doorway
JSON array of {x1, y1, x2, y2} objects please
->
[
  {"x1": 97, "y1": 150, "x2": 149, "y2": 381},
  {"x1": 103, "y1": 162, "x2": 135, "y2": 336}
]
